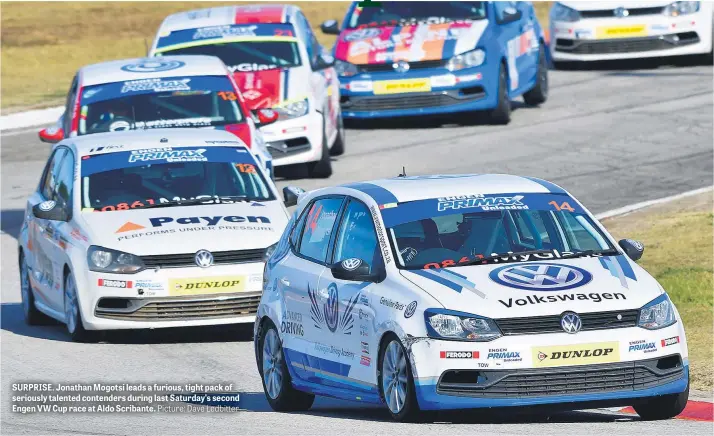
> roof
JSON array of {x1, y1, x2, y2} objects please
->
[
  {"x1": 65, "y1": 128, "x2": 248, "y2": 156},
  {"x1": 158, "y1": 4, "x2": 299, "y2": 34},
  {"x1": 79, "y1": 55, "x2": 229, "y2": 87},
  {"x1": 340, "y1": 174, "x2": 567, "y2": 204}
]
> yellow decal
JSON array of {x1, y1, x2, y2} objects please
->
[
  {"x1": 169, "y1": 276, "x2": 245, "y2": 296},
  {"x1": 532, "y1": 342, "x2": 619, "y2": 367},
  {"x1": 596, "y1": 25, "x2": 647, "y2": 39},
  {"x1": 373, "y1": 79, "x2": 431, "y2": 95}
]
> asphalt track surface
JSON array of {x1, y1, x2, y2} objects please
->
[{"x1": 1, "y1": 60, "x2": 713, "y2": 435}]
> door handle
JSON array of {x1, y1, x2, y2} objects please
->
[{"x1": 280, "y1": 277, "x2": 290, "y2": 287}]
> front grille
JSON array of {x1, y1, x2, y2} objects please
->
[
  {"x1": 496, "y1": 309, "x2": 639, "y2": 335},
  {"x1": 556, "y1": 33, "x2": 700, "y2": 55},
  {"x1": 580, "y1": 7, "x2": 663, "y2": 19},
  {"x1": 95, "y1": 293, "x2": 261, "y2": 321},
  {"x1": 140, "y1": 249, "x2": 265, "y2": 268},
  {"x1": 342, "y1": 88, "x2": 485, "y2": 112},
  {"x1": 437, "y1": 355, "x2": 684, "y2": 398},
  {"x1": 356, "y1": 59, "x2": 448, "y2": 73}
]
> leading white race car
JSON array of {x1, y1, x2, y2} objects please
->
[
  {"x1": 550, "y1": 1, "x2": 713, "y2": 63},
  {"x1": 255, "y1": 174, "x2": 688, "y2": 422},
  {"x1": 18, "y1": 128, "x2": 303, "y2": 342}
]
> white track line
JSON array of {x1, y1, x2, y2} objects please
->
[{"x1": 596, "y1": 186, "x2": 713, "y2": 220}]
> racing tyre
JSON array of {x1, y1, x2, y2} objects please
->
[
  {"x1": 64, "y1": 270, "x2": 100, "y2": 343},
  {"x1": 306, "y1": 115, "x2": 333, "y2": 178},
  {"x1": 329, "y1": 111, "x2": 346, "y2": 157},
  {"x1": 633, "y1": 383, "x2": 689, "y2": 420},
  {"x1": 523, "y1": 45, "x2": 548, "y2": 106},
  {"x1": 259, "y1": 321, "x2": 314, "y2": 412},
  {"x1": 19, "y1": 252, "x2": 52, "y2": 325},
  {"x1": 489, "y1": 63, "x2": 511, "y2": 125},
  {"x1": 378, "y1": 334, "x2": 421, "y2": 422}
]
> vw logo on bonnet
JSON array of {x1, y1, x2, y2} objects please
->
[
  {"x1": 489, "y1": 263, "x2": 592, "y2": 291},
  {"x1": 194, "y1": 250, "x2": 214, "y2": 268},
  {"x1": 393, "y1": 60, "x2": 410, "y2": 73},
  {"x1": 561, "y1": 312, "x2": 582, "y2": 334},
  {"x1": 121, "y1": 60, "x2": 185, "y2": 73}
]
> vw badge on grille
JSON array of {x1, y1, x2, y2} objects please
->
[
  {"x1": 393, "y1": 60, "x2": 410, "y2": 73},
  {"x1": 561, "y1": 312, "x2": 582, "y2": 334},
  {"x1": 194, "y1": 250, "x2": 214, "y2": 268},
  {"x1": 614, "y1": 7, "x2": 629, "y2": 17}
]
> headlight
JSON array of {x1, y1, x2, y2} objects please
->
[
  {"x1": 446, "y1": 49, "x2": 486, "y2": 72},
  {"x1": 425, "y1": 309, "x2": 502, "y2": 341},
  {"x1": 87, "y1": 246, "x2": 144, "y2": 274},
  {"x1": 274, "y1": 98, "x2": 309, "y2": 120},
  {"x1": 334, "y1": 59, "x2": 360, "y2": 77},
  {"x1": 551, "y1": 2, "x2": 581, "y2": 22},
  {"x1": 638, "y1": 294, "x2": 677, "y2": 330},
  {"x1": 663, "y1": 1, "x2": 700, "y2": 16},
  {"x1": 263, "y1": 243, "x2": 277, "y2": 263}
]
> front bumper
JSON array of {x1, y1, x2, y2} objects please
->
[
  {"x1": 338, "y1": 67, "x2": 497, "y2": 119},
  {"x1": 258, "y1": 112, "x2": 324, "y2": 167},
  {"x1": 410, "y1": 324, "x2": 689, "y2": 410},
  {"x1": 78, "y1": 262, "x2": 266, "y2": 330},
  {"x1": 551, "y1": 15, "x2": 712, "y2": 61}
]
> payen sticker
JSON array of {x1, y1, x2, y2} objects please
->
[
  {"x1": 169, "y1": 276, "x2": 245, "y2": 296},
  {"x1": 532, "y1": 342, "x2": 619, "y2": 367}
]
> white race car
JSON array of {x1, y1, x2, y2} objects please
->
[
  {"x1": 255, "y1": 174, "x2": 689, "y2": 422},
  {"x1": 18, "y1": 128, "x2": 303, "y2": 342},
  {"x1": 37, "y1": 55, "x2": 277, "y2": 178},
  {"x1": 550, "y1": 1, "x2": 713, "y2": 63},
  {"x1": 149, "y1": 4, "x2": 344, "y2": 178}
]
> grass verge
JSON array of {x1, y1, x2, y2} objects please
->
[
  {"x1": 0, "y1": 1, "x2": 551, "y2": 112},
  {"x1": 603, "y1": 191, "x2": 713, "y2": 391}
]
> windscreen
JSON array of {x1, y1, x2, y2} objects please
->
[
  {"x1": 346, "y1": 1, "x2": 487, "y2": 28},
  {"x1": 154, "y1": 24, "x2": 301, "y2": 73},
  {"x1": 80, "y1": 146, "x2": 274, "y2": 212},
  {"x1": 78, "y1": 75, "x2": 243, "y2": 135},
  {"x1": 382, "y1": 193, "x2": 615, "y2": 269}
]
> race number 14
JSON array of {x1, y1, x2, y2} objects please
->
[{"x1": 549, "y1": 201, "x2": 575, "y2": 212}]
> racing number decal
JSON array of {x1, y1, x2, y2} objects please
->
[
  {"x1": 236, "y1": 163, "x2": 256, "y2": 173},
  {"x1": 218, "y1": 91, "x2": 238, "y2": 101},
  {"x1": 548, "y1": 201, "x2": 575, "y2": 212},
  {"x1": 274, "y1": 29, "x2": 294, "y2": 37}
]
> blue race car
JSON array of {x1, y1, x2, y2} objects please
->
[{"x1": 321, "y1": 1, "x2": 549, "y2": 123}]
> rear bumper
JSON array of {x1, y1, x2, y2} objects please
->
[{"x1": 258, "y1": 112, "x2": 324, "y2": 166}]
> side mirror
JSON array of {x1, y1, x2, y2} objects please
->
[
  {"x1": 500, "y1": 8, "x2": 522, "y2": 24},
  {"x1": 320, "y1": 19, "x2": 340, "y2": 35},
  {"x1": 330, "y1": 258, "x2": 383, "y2": 283},
  {"x1": 38, "y1": 126, "x2": 64, "y2": 144},
  {"x1": 282, "y1": 186, "x2": 305, "y2": 207},
  {"x1": 255, "y1": 108, "x2": 279, "y2": 127},
  {"x1": 315, "y1": 53, "x2": 336, "y2": 70},
  {"x1": 32, "y1": 200, "x2": 69, "y2": 221},
  {"x1": 618, "y1": 239, "x2": 644, "y2": 261}
]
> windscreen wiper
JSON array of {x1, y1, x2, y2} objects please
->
[
  {"x1": 133, "y1": 196, "x2": 250, "y2": 209},
  {"x1": 459, "y1": 248, "x2": 620, "y2": 267}
]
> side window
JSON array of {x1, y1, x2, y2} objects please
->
[
  {"x1": 63, "y1": 75, "x2": 78, "y2": 133},
  {"x1": 290, "y1": 206, "x2": 309, "y2": 247},
  {"x1": 333, "y1": 200, "x2": 380, "y2": 268},
  {"x1": 40, "y1": 148, "x2": 67, "y2": 200},
  {"x1": 493, "y1": 1, "x2": 518, "y2": 23},
  {"x1": 53, "y1": 150, "x2": 75, "y2": 207},
  {"x1": 297, "y1": 197, "x2": 344, "y2": 263}
]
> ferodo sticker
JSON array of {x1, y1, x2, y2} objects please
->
[
  {"x1": 532, "y1": 342, "x2": 619, "y2": 367},
  {"x1": 169, "y1": 276, "x2": 245, "y2": 296}
]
